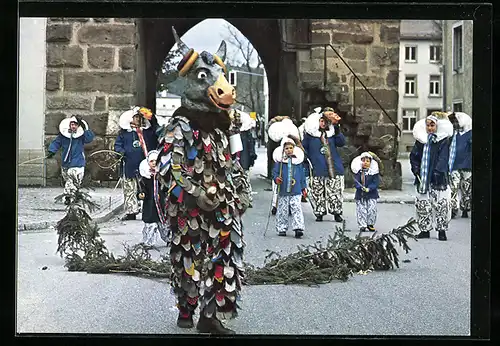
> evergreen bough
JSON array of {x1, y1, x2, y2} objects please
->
[{"x1": 56, "y1": 177, "x2": 418, "y2": 285}]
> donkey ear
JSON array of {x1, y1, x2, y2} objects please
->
[{"x1": 215, "y1": 40, "x2": 227, "y2": 62}]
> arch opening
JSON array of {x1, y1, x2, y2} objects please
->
[{"x1": 136, "y1": 18, "x2": 296, "y2": 176}]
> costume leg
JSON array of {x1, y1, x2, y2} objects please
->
[
  {"x1": 170, "y1": 218, "x2": 203, "y2": 322},
  {"x1": 142, "y1": 222, "x2": 158, "y2": 246},
  {"x1": 275, "y1": 195, "x2": 290, "y2": 234},
  {"x1": 366, "y1": 199, "x2": 378, "y2": 226},
  {"x1": 459, "y1": 170, "x2": 472, "y2": 212},
  {"x1": 289, "y1": 194, "x2": 305, "y2": 231},
  {"x1": 64, "y1": 167, "x2": 85, "y2": 195},
  {"x1": 415, "y1": 190, "x2": 433, "y2": 232},
  {"x1": 449, "y1": 170, "x2": 460, "y2": 212},
  {"x1": 61, "y1": 168, "x2": 71, "y2": 194},
  {"x1": 433, "y1": 187, "x2": 450, "y2": 232},
  {"x1": 244, "y1": 169, "x2": 253, "y2": 203},
  {"x1": 157, "y1": 221, "x2": 171, "y2": 243},
  {"x1": 271, "y1": 181, "x2": 278, "y2": 208},
  {"x1": 309, "y1": 176, "x2": 326, "y2": 217},
  {"x1": 200, "y1": 216, "x2": 245, "y2": 321},
  {"x1": 123, "y1": 178, "x2": 139, "y2": 214},
  {"x1": 326, "y1": 175, "x2": 344, "y2": 215},
  {"x1": 356, "y1": 199, "x2": 368, "y2": 229}
]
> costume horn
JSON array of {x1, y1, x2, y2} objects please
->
[{"x1": 172, "y1": 26, "x2": 191, "y2": 55}]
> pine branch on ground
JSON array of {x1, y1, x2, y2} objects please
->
[
  {"x1": 242, "y1": 219, "x2": 419, "y2": 286},
  {"x1": 55, "y1": 177, "x2": 419, "y2": 285}
]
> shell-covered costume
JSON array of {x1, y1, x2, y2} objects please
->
[{"x1": 155, "y1": 107, "x2": 250, "y2": 320}]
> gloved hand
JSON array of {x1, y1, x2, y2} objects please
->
[
  {"x1": 411, "y1": 167, "x2": 420, "y2": 177},
  {"x1": 75, "y1": 116, "x2": 87, "y2": 130},
  {"x1": 138, "y1": 192, "x2": 145, "y2": 200},
  {"x1": 362, "y1": 187, "x2": 369, "y2": 193},
  {"x1": 275, "y1": 177, "x2": 283, "y2": 185},
  {"x1": 46, "y1": 151, "x2": 56, "y2": 159}
]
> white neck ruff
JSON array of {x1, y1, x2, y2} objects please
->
[
  {"x1": 272, "y1": 146, "x2": 305, "y2": 165},
  {"x1": 412, "y1": 118, "x2": 454, "y2": 144},
  {"x1": 303, "y1": 112, "x2": 335, "y2": 138},
  {"x1": 350, "y1": 155, "x2": 379, "y2": 175}
]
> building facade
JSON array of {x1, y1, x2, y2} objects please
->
[
  {"x1": 155, "y1": 90, "x2": 181, "y2": 118},
  {"x1": 18, "y1": 18, "x2": 48, "y2": 186},
  {"x1": 442, "y1": 20, "x2": 473, "y2": 115},
  {"x1": 397, "y1": 20, "x2": 443, "y2": 153}
]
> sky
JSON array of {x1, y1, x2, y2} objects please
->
[{"x1": 170, "y1": 19, "x2": 260, "y2": 67}]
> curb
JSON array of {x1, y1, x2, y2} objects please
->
[
  {"x1": 94, "y1": 203, "x2": 124, "y2": 224},
  {"x1": 17, "y1": 202, "x2": 124, "y2": 232},
  {"x1": 344, "y1": 198, "x2": 415, "y2": 205}
]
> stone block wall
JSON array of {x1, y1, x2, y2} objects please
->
[
  {"x1": 18, "y1": 149, "x2": 46, "y2": 186},
  {"x1": 44, "y1": 18, "x2": 138, "y2": 185},
  {"x1": 306, "y1": 19, "x2": 402, "y2": 189}
]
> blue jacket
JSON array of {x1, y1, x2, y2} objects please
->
[
  {"x1": 409, "y1": 138, "x2": 450, "y2": 191},
  {"x1": 48, "y1": 130, "x2": 95, "y2": 168},
  {"x1": 354, "y1": 170, "x2": 380, "y2": 200},
  {"x1": 272, "y1": 160, "x2": 307, "y2": 197},
  {"x1": 302, "y1": 128, "x2": 346, "y2": 177},
  {"x1": 451, "y1": 131, "x2": 472, "y2": 170},
  {"x1": 114, "y1": 121, "x2": 159, "y2": 178}
]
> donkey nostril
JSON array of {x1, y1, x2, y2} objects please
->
[{"x1": 217, "y1": 88, "x2": 224, "y2": 96}]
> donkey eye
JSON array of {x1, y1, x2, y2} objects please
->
[{"x1": 197, "y1": 71, "x2": 208, "y2": 79}]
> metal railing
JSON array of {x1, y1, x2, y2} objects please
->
[{"x1": 281, "y1": 39, "x2": 401, "y2": 162}]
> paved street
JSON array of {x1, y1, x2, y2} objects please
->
[{"x1": 16, "y1": 149, "x2": 471, "y2": 335}]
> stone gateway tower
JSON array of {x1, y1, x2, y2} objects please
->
[{"x1": 18, "y1": 18, "x2": 402, "y2": 189}]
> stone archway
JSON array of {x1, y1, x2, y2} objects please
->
[
  {"x1": 135, "y1": 19, "x2": 293, "y2": 121},
  {"x1": 135, "y1": 19, "x2": 298, "y2": 176}
]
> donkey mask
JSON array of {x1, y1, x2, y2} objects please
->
[{"x1": 172, "y1": 27, "x2": 236, "y2": 113}]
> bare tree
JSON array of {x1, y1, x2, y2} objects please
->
[{"x1": 223, "y1": 23, "x2": 264, "y2": 116}]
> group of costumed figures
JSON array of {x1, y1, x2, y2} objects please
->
[
  {"x1": 43, "y1": 27, "x2": 472, "y2": 334},
  {"x1": 266, "y1": 108, "x2": 471, "y2": 241}
]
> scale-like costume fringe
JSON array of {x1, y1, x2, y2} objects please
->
[{"x1": 156, "y1": 112, "x2": 250, "y2": 320}]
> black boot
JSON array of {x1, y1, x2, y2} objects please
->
[
  {"x1": 438, "y1": 231, "x2": 447, "y2": 241},
  {"x1": 451, "y1": 209, "x2": 458, "y2": 219},
  {"x1": 334, "y1": 214, "x2": 343, "y2": 222},
  {"x1": 293, "y1": 229, "x2": 304, "y2": 238},
  {"x1": 461, "y1": 210, "x2": 469, "y2": 218},
  {"x1": 315, "y1": 215, "x2": 323, "y2": 222},
  {"x1": 121, "y1": 214, "x2": 136, "y2": 221},
  {"x1": 177, "y1": 313, "x2": 194, "y2": 328},
  {"x1": 416, "y1": 231, "x2": 430, "y2": 239},
  {"x1": 367, "y1": 225, "x2": 376, "y2": 232},
  {"x1": 271, "y1": 207, "x2": 277, "y2": 215},
  {"x1": 278, "y1": 231, "x2": 286, "y2": 237},
  {"x1": 196, "y1": 314, "x2": 235, "y2": 334}
]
